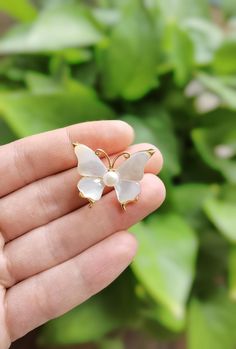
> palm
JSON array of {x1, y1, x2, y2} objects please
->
[{"x1": 0, "y1": 120, "x2": 164, "y2": 348}]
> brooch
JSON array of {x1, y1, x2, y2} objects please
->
[{"x1": 73, "y1": 143, "x2": 155, "y2": 210}]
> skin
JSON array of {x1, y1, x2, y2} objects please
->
[{"x1": 0, "y1": 120, "x2": 165, "y2": 348}]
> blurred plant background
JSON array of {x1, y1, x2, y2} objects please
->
[{"x1": 1, "y1": 0, "x2": 236, "y2": 348}]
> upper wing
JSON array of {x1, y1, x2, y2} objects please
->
[
  {"x1": 74, "y1": 144, "x2": 107, "y2": 177},
  {"x1": 117, "y1": 151, "x2": 152, "y2": 181}
]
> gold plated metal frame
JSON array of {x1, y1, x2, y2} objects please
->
[
  {"x1": 73, "y1": 143, "x2": 156, "y2": 210},
  {"x1": 79, "y1": 191, "x2": 95, "y2": 208},
  {"x1": 120, "y1": 196, "x2": 139, "y2": 211}
]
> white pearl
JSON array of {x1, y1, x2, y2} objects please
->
[{"x1": 103, "y1": 171, "x2": 120, "y2": 187}]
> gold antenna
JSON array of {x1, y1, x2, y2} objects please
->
[
  {"x1": 111, "y1": 152, "x2": 131, "y2": 168},
  {"x1": 95, "y1": 149, "x2": 112, "y2": 169}
]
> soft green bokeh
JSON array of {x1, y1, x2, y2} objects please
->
[{"x1": 0, "y1": 0, "x2": 236, "y2": 348}]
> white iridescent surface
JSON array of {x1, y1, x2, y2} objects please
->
[
  {"x1": 74, "y1": 144, "x2": 152, "y2": 205},
  {"x1": 75, "y1": 144, "x2": 107, "y2": 177},
  {"x1": 115, "y1": 180, "x2": 140, "y2": 203},
  {"x1": 78, "y1": 177, "x2": 104, "y2": 201},
  {"x1": 117, "y1": 152, "x2": 150, "y2": 181}
]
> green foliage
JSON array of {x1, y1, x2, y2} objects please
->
[
  {"x1": 131, "y1": 215, "x2": 198, "y2": 320},
  {"x1": 39, "y1": 293, "x2": 121, "y2": 345},
  {"x1": 0, "y1": 83, "x2": 114, "y2": 136},
  {"x1": 97, "y1": 1, "x2": 160, "y2": 99},
  {"x1": 0, "y1": 0, "x2": 37, "y2": 22},
  {"x1": 204, "y1": 188, "x2": 236, "y2": 242},
  {"x1": 0, "y1": 2, "x2": 103, "y2": 53},
  {"x1": 188, "y1": 292, "x2": 236, "y2": 349},
  {"x1": 0, "y1": 0, "x2": 236, "y2": 348}
]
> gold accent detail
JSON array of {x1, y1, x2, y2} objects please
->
[
  {"x1": 73, "y1": 142, "x2": 155, "y2": 164},
  {"x1": 121, "y1": 203, "x2": 127, "y2": 211},
  {"x1": 88, "y1": 199, "x2": 95, "y2": 208},
  {"x1": 73, "y1": 143, "x2": 155, "y2": 211},
  {"x1": 95, "y1": 149, "x2": 132, "y2": 170},
  {"x1": 111, "y1": 152, "x2": 131, "y2": 168},
  {"x1": 79, "y1": 191, "x2": 95, "y2": 208},
  {"x1": 147, "y1": 148, "x2": 156, "y2": 156},
  {"x1": 95, "y1": 149, "x2": 113, "y2": 169},
  {"x1": 73, "y1": 142, "x2": 80, "y2": 147},
  {"x1": 120, "y1": 196, "x2": 139, "y2": 211}
]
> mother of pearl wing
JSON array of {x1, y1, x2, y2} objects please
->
[
  {"x1": 74, "y1": 144, "x2": 107, "y2": 177},
  {"x1": 78, "y1": 177, "x2": 105, "y2": 201},
  {"x1": 115, "y1": 180, "x2": 140, "y2": 204},
  {"x1": 117, "y1": 152, "x2": 150, "y2": 181}
]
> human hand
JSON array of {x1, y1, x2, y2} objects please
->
[{"x1": 0, "y1": 120, "x2": 165, "y2": 348}]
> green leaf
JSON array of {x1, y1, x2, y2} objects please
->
[
  {"x1": 24, "y1": 71, "x2": 66, "y2": 93},
  {"x1": 192, "y1": 109, "x2": 236, "y2": 183},
  {"x1": 228, "y1": 246, "x2": 236, "y2": 300},
  {"x1": 0, "y1": 87, "x2": 114, "y2": 136},
  {"x1": 50, "y1": 48, "x2": 92, "y2": 66},
  {"x1": 158, "y1": 0, "x2": 209, "y2": 19},
  {"x1": 213, "y1": 38, "x2": 236, "y2": 75},
  {"x1": 0, "y1": 0, "x2": 37, "y2": 22},
  {"x1": 171, "y1": 183, "x2": 217, "y2": 229},
  {"x1": 99, "y1": 338, "x2": 124, "y2": 349},
  {"x1": 97, "y1": 1, "x2": 160, "y2": 100},
  {"x1": 39, "y1": 294, "x2": 121, "y2": 345},
  {"x1": 183, "y1": 18, "x2": 223, "y2": 64},
  {"x1": 188, "y1": 292, "x2": 236, "y2": 349},
  {"x1": 193, "y1": 227, "x2": 228, "y2": 299},
  {"x1": 144, "y1": 303, "x2": 186, "y2": 332},
  {"x1": 131, "y1": 214, "x2": 198, "y2": 321},
  {"x1": 0, "y1": 117, "x2": 17, "y2": 144},
  {"x1": 204, "y1": 197, "x2": 236, "y2": 243},
  {"x1": 122, "y1": 114, "x2": 158, "y2": 146},
  {"x1": 123, "y1": 106, "x2": 181, "y2": 178},
  {"x1": 221, "y1": 0, "x2": 236, "y2": 17},
  {"x1": 0, "y1": 3, "x2": 103, "y2": 54},
  {"x1": 197, "y1": 73, "x2": 236, "y2": 110},
  {"x1": 163, "y1": 21, "x2": 194, "y2": 85},
  {"x1": 145, "y1": 108, "x2": 181, "y2": 177}
]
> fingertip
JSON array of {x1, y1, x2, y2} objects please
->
[
  {"x1": 155, "y1": 176, "x2": 166, "y2": 207},
  {"x1": 114, "y1": 120, "x2": 135, "y2": 145},
  {"x1": 153, "y1": 148, "x2": 164, "y2": 173},
  {"x1": 113, "y1": 231, "x2": 138, "y2": 262},
  {"x1": 147, "y1": 146, "x2": 163, "y2": 175},
  {"x1": 141, "y1": 173, "x2": 166, "y2": 210}
]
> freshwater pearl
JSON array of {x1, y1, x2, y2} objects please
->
[{"x1": 103, "y1": 171, "x2": 120, "y2": 187}]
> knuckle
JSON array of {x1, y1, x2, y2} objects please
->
[
  {"x1": 0, "y1": 234, "x2": 15, "y2": 289},
  {"x1": 12, "y1": 141, "x2": 35, "y2": 187}
]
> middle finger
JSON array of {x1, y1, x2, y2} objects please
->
[
  {"x1": 5, "y1": 174, "x2": 165, "y2": 286},
  {"x1": 0, "y1": 143, "x2": 162, "y2": 242}
]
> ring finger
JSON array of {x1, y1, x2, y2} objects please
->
[{"x1": 4, "y1": 174, "x2": 165, "y2": 286}]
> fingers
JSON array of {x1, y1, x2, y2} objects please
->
[
  {"x1": 6, "y1": 231, "x2": 137, "y2": 341},
  {"x1": 0, "y1": 120, "x2": 134, "y2": 198},
  {"x1": 0, "y1": 143, "x2": 163, "y2": 242},
  {"x1": 0, "y1": 287, "x2": 11, "y2": 349},
  {"x1": 4, "y1": 174, "x2": 165, "y2": 285}
]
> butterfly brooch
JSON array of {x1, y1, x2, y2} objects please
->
[{"x1": 73, "y1": 143, "x2": 155, "y2": 210}]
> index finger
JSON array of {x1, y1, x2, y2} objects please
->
[{"x1": 0, "y1": 120, "x2": 134, "y2": 197}]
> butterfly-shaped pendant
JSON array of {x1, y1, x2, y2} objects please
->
[{"x1": 73, "y1": 143, "x2": 155, "y2": 210}]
